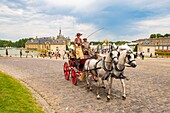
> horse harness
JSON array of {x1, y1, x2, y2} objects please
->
[{"x1": 85, "y1": 56, "x2": 117, "y2": 76}]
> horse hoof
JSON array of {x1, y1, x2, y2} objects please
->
[
  {"x1": 97, "y1": 95, "x2": 101, "y2": 99},
  {"x1": 122, "y1": 96, "x2": 126, "y2": 100},
  {"x1": 101, "y1": 86, "x2": 106, "y2": 89},
  {"x1": 107, "y1": 96, "x2": 110, "y2": 101},
  {"x1": 87, "y1": 84, "x2": 89, "y2": 88},
  {"x1": 89, "y1": 88, "x2": 93, "y2": 91}
]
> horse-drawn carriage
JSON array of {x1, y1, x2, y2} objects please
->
[
  {"x1": 63, "y1": 45, "x2": 137, "y2": 100},
  {"x1": 63, "y1": 58, "x2": 89, "y2": 85}
]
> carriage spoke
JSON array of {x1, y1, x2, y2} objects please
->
[
  {"x1": 71, "y1": 69, "x2": 77, "y2": 85},
  {"x1": 64, "y1": 62, "x2": 69, "y2": 80}
]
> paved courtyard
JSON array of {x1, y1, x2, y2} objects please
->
[{"x1": 0, "y1": 57, "x2": 169, "y2": 113}]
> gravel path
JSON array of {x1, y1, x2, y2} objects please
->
[{"x1": 0, "y1": 57, "x2": 169, "y2": 113}]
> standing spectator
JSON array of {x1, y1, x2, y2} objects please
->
[
  {"x1": 150, "y1": 53, "x2": 152, "y2": 57},
  {"x1": 6, "y1": 49, "x2": 8, "y2": 57},
  {"x1": 97, "y1": 44, "x2": 100, "y2": 54},
  {"x1": 20, "y1": 49, "x2": 22, "y2": 58},
  {"x1": 142, "y1": 52, "x2": 145, "y2": 60},
  {"x1": 156, "y1": 54, "x2": 158, "y2": 58},
  {"x1": 31, "y1": 51, "x2": 33, "y2": 58},
  {"x1": 63, "y1": 51, "x2": 66, "y2": 60},
  {"x1": 140, "y1": 52, "x2": 142, "y2": 59}
]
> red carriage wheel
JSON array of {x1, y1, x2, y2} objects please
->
[
  {"x1": 71, "y1": 69, "x2": 77, "y2": 85},
  {"x1": 64, "y1": 62, "x2": 69, "y2": 80}
]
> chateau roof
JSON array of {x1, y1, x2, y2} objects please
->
[
  {"x1": 26, "y1": 37, "x2": 55, "y2": 44},
  {"x1": 26, "y1": 29, "x2": 70, "y2": 45}
]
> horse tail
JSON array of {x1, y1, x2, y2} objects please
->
[
  {"x1": 83, "y1": 59, "x2": 89, "y2": 71},
  {"x1": 81, "y1": 59, "x2": 90, "y2": 79}
]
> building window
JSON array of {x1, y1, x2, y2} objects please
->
[
  {"x1": 163, "y1": 46, "x2": 167, "y2": 50},
  {"x1": 56, "y1": 47, "x2": 58, "y2": 51},
  {"x1": 168, "y1": 46, "x2": 170, "y2": 50},
  {"x1": 147, "y1": 48, "x2": 150, "y2": 53},
  {"x1": 159, "y1": 46, "x2": 162, "y2": 50},
  {"x1": 156, "y1": 46, "x2": 158, "y2": 49}
]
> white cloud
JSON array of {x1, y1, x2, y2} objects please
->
[
  {"x1": 0, "y1": 3, "x2": 98, "y2": 41},
  {"x1": 133, "y1": 15, "x2": 170, "y2": 36},
  {"x1": 0, "y1": 0, "x2": 170, "y2": 42}
]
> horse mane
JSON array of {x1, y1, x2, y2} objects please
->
[
  {"x1": 105, "y1": 52, "x2": 112, "y2": 62},
  {"x1": 118, "y1": 50, "x2": 127, "y2": 65},
  {"x1": 118, "y1": 44, "x2": 132, "y2": 52}
]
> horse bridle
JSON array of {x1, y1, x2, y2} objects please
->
[
  {"x1": 126, "y1": 52, "x2": 136, "y2": 65},
  {"x1": 115, "y1": 51, "x2": 135, "y2": 72},
  {"x1": 103, "y1": 57, "x2": 114, "y2": 71},
  {"x1": 103, "y1": 51, "x2": 120, "y2": 71}
]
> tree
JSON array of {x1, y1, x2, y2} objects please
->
[
  {"x1": 66, "y1": 45, "x2": 69, "y2": 51},
  {"x1": 164, "y1": 34, "x2": 170, "y2": 37},
  {"x1": 133, "y1": 44, "x2": 138, "y2": 52},
  {"x1": 156, "y1": 33, "x2": 163, "y2": 38},
  {"x1": 115, "y1": 41, "x2": 129, "y2": 45},
  {"x1": 150, "y1": 34, "x2": 156, "y2": 38},
  {"x1": 0, "y1": 38, "x2": 33, "y2": 48}
]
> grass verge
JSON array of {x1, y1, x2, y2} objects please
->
[{"x1": 0, "y1": 71, "x2": 44, "y2": 113}]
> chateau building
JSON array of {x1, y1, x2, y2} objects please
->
[
  {"x1": 25, "y1": 29, "x2": 70, "y2": 55},
  {"x1": 136, "y1": 37, "x2": 170, "y2": 56}
]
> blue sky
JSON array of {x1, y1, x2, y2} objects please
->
[{"x1": 0, "y1": 0, "x2": 170, "y2": 42}]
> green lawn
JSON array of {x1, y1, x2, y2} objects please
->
[{"x1": 0, "y1": 71, "x2": 44, "y2": 113}]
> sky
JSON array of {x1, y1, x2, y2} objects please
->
[{"x1": 0, "y1": 0, "x2": 170, "y2": 42}]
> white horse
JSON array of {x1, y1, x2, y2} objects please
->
[
  {"x1": 84, "y1": 50, "x2": 119, "y2": 99},
  {"x1": 107, "y1": 48, "x2": 137, "y2": 100}
]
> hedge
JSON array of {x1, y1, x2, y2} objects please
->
[{"x1": 155, "y1": 52, "x2": 170, "y2": 55}]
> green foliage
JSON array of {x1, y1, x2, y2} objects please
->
[
  {"x1": 149, "y1": 33, "x2": 170, "y2": 38},
  {"x1": 164, "y1": 33, "x2": 170, "y2": 37},
  {"x1": 70, "y1": 42, "x2": 74, "y2": 45},
  {"x1": 155, "y1": 51, "x2": 170, "y2": 55},
  {"x1": 66, "y1": 45, "x2": 69, "y2": 50},
  {"x1": 0, "y1": 40, "x2": 13, "y2": 47},
  {"x1": 115, "y1": 41, "x2": 129, "y2": 45},
  {"x1": 0, "y1": 71, "x2": 44, "y2": 113},
  {"x1": 71, "y1": 41, "x2": 128, "y2": 45},
  {"x1": 150, "y1": 34, "x2": 157, "y2": 38},
  {"x1": 90, "y1": 41, "x2": 103, "y2": 45},
  {"x1": 133, "y1": 44, "x2": 138, "y2": 52},
  {"x1": 156, "y1": 33, "x2": 163, "y2": 38},
  {"x1": 0, "y1": 38, "x2": 33, "y2": 48}
]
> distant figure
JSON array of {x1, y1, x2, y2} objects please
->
[
  {"x1": 150, "y1": 53, "x2": 152, "y2": 57},
  {"x1": 31, "y1": 51, "x2": 33, "y2": 58},
  {"x1": 134, "y1": 52, "x2": 137, "y2": 58},
  {"x1": 6, "y1": 49, "x2": 8, "y2": 57},
  {"x1": 63, "y1": 51, "x2": 66, "y2": 60},
  {"x1": 97, "y1": 44, "x2": 100, "y2": 54},
  {"x1": 135, "y1": 52, "x2": 138, "y2": 58},
  {"x1": 140, "y1": 52, "x2": 142, "y2": 58},
  {"x1": 20, "y1": 49, "x2": 22, "y2": 58},
  {"x1": 142, "y1": 52, "x2": 145, "y2": 60},
  {"x1": 156, "y1": 54, "x2": 158, "y2": 58}
]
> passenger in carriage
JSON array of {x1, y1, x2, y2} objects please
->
[
  {"x1": 82, "y1": 38, "x2": 91, "y2": 58},
  {"x1": 74, "y1": 33, "x2": 84, "y2": 59}
]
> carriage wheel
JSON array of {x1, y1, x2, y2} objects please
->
[
  {"x1": 64, "y1": 62, "x2": 69, "y2": 80},
  {"x1": 71, "y1": 69, "x2": 77, "y2": 85}
]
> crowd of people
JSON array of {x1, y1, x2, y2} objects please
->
[{"x1": 3, "y1": 32, "x2": 161, "y2": 60}]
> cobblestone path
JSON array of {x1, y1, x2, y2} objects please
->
[{"x1": 0, "y1": 57, "x2": 169, "y2": 113}]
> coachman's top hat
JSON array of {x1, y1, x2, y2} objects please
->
[
  {"x1": 83, "y1": 38, "x2": 87, "y2": 40},
  {"x1": 76, "y1": 33, "x2": 82, "y2": 36}
]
